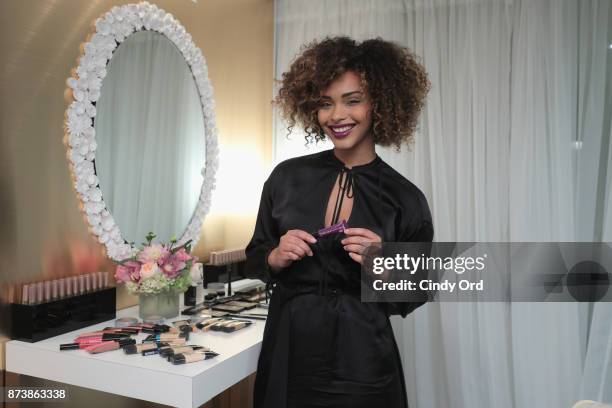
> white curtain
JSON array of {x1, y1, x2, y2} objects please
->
[
  {"x1": 274, "y1": 0, "x2": 612, "y2": 406},
  {"x1": 95, "y1": 31, "x2": 205, "y2": 244}
]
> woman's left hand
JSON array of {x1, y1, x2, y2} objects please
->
[{"x1": 341, "y1": 228, "x2": 382, "y2": 264}]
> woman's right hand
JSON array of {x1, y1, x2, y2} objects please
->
[{"x1": 267, "y1": 229, "x2": 317, "y2": 272}]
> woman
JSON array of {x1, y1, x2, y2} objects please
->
[{"x1": 245, "y1": 36, "x2": 433, "y2": 408}]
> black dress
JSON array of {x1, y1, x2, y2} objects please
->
[{"x1": 245, "y1": 149, "x2": 433, "y2": 408}]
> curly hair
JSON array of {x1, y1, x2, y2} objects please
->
[{"x1": 275, "y1": 36, "x2": 430, "y2": 150}]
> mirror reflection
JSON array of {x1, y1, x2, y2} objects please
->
[{"x1": 95, "y1": 30, "x2": 206, "y2": 244}]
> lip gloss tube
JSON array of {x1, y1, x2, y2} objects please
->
[
  {"x1": 196, "y1": 318, "x2": 223, "y2": 331},
  {"x1": 79, "y1": 329, "x2": 134, "y2": 337},
  {"x1": 75, "y1": 333, "x2": 131, "y2": 343},
  {"x1": 51, "y1": 280, "x2": 58, "y2": 300},
  {"x1": 123, "y1": 342, "x2": 161, "y2": 355},
  {"x1": 43, "y1": 281, "x2": 51, "y2": 302},
  {"x1": 35, "y1": 282, "x2": 44, "y2": 304},
  {"x1": 92, "y1": 273, "x2": 99, "y2": 291},
  {"x1": 95, "y1": 272, "x2": 103, "y2": 288},
  {"x1": 60, "y1": 342, "x2": 100, "y2": 350},
  {"x1": 85, "y1": 274, "x2": 91, "y2": 292},
  {"x1": 58, "y1": 278, "x2": 66, "y2": 298},
  {"x1": 21, "y1": 284, "x2": 29, "y2": 305},
  {"x1": 61, "y1": 338, "x2": 135, "y2": 351},
  {"x1": 72, "y1": 276, "x2": 79, "y2": 295},
  {"x1": 85, "y1": 338, "x2": 136, "y2": 354},
  {"x1": 313, "y1": 219, "x2": 348, "y2": 238},
  {"x1": 150, "y1": 333, "x2": 187, "y2": 342},
  {"x1": 170, "y1": 351, "x2": 219, "y2": 364},
  {"x1": 160, "y1": 345, "x2": 207, "y2": 358},
  {"x1": 65, "y1": 277, "x2": 73, "y2": 297},
  {"x1": 28, "y1": 285, "x2": 36, "y2": 305},
  {"x1": 78, "y1": 275, "x2": 85, "y2": 294}
]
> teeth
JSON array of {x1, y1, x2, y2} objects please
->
[{"x1": 333, "y1": 125, "x2": 353, "y2": 132}]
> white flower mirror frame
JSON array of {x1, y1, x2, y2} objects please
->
[{"x1": 63, "y1": 2, "x2": 218, "y2": 261}]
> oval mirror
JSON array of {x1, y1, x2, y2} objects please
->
[
  {"x1": 64, "y1": 3, "x2": 218, "y2": 261},
  {"x1": 95, "y1": 30, "x2": 205, "y2": 245}
]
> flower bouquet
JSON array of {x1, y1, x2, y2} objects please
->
[{"x1": 114, "y1": 232, "x2": 198, "y2": 319}]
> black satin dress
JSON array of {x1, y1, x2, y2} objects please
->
[{"x1": 245, "y1": 149, "x2": 433, "y2": 408}]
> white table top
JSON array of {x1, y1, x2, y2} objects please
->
[{"x1": 6, "y1": 304, "x2": 266, "y2": 408}]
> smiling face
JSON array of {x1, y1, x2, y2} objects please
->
[{"x1": 317, "y1": 71, "x2": 374, "y2": 154}]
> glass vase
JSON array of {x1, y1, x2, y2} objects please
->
[{"x1": 139, "y1": 290, "x2": 180, "y2": 320}]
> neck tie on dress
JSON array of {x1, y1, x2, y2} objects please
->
[{"x1": 330, "y1": 167, "x2": 354, "y2": 225}]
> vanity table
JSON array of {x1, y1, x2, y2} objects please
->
[{"x1": 6, "y1": 304, "x2": 265, "y2": 408}]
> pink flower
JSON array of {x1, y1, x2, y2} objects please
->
[
  {"x1": 115, "y1": 265, "x2": 131, "y2": 283},
  {"x1": 174, "y1": 248, "x2": 193, "y2": 263},
  {"x1": 160, "y1": 258, "x2": 185, "y2": 279},
  {"x1": 138, "y1": 243, "x2": 169, "y2": 263},
  {"x1": 115, "y1": 260, "x2": 141, "y2": 283}
]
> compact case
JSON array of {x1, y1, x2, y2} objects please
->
[{"x1": 11, "y1": 287, "x2": 116, "y2": 342}]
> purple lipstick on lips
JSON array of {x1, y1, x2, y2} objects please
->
[
  {"x1": 312, "y1": 220, "x2": 348, "y2": 238},
  {"x1": 329, "y1": 123, "x2": 355, "y2": 139}
]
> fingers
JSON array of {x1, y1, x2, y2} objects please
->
[
  {"x1": 344, "y1": 228, "x2": 380, "y2": 240},
  {"x1": 342, "y1": 228, "x2": 380, "y2": 265},
  {"x1": 277, "y1": 230, "x2": 316, "y2": 264},
  {"x1": 342, "y1": 228, "x2": 381, "y2": 243},
  {"x1": 343, "y1": 244, "x2": 365, "y2": 254},
  {"x1": 348, "y1": 252, "x2": 363, "y2": 264},
  {"x1": 287, "y1": 229, "x2": 317, "y2": 244},
  {"x1": 341, "y1": 236, "x2": 379, "y2": 246},
  {"x1": 282, "y1": 238, "x2": 313, "y2": 257}
]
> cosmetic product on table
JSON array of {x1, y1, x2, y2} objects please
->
[
  {"x1": 115, "y1": 317, "x2": 139, "y2": 327},
  {"x1": 60, "y1": 337, "x2": 135, "y2": 352},
  {"x1": 11, "y1": 272, "x2": 116, "y2": 342},
  {"x1": 195, "y1": 317, "x2": 253, "y2": 333},
  {"x1": 169, "y1": 351, "x2": 220, "y2": 365},
  {"x1": 85, "y1": 338, "x2": 136, "y2": 354},
  {"x1": 159, "y1": 345, "x2": 208, "y2": 358},
  {"x1": 205, "y1": 248, "x2": 248, "y2": 298},
  {"x1": 185, "y1": 263, "x2": 204, "y2": 306},
  {"x1": 225, "y1": 314, "x2": 267, "y2": 321}
]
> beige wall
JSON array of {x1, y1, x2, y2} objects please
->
[{"x1": 0, "y1": 0, "x2": 274, "y2": 383}]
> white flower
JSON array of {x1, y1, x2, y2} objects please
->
[
  {"x1": 189, "y1": 263, "x2": 202, "y2": 283},
  {"x1": 101, "y1": 215, "x2": 114, "y2": 231},
  {"x1": 140, "y1": 262, "x2": 161, "y2": 280}
]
